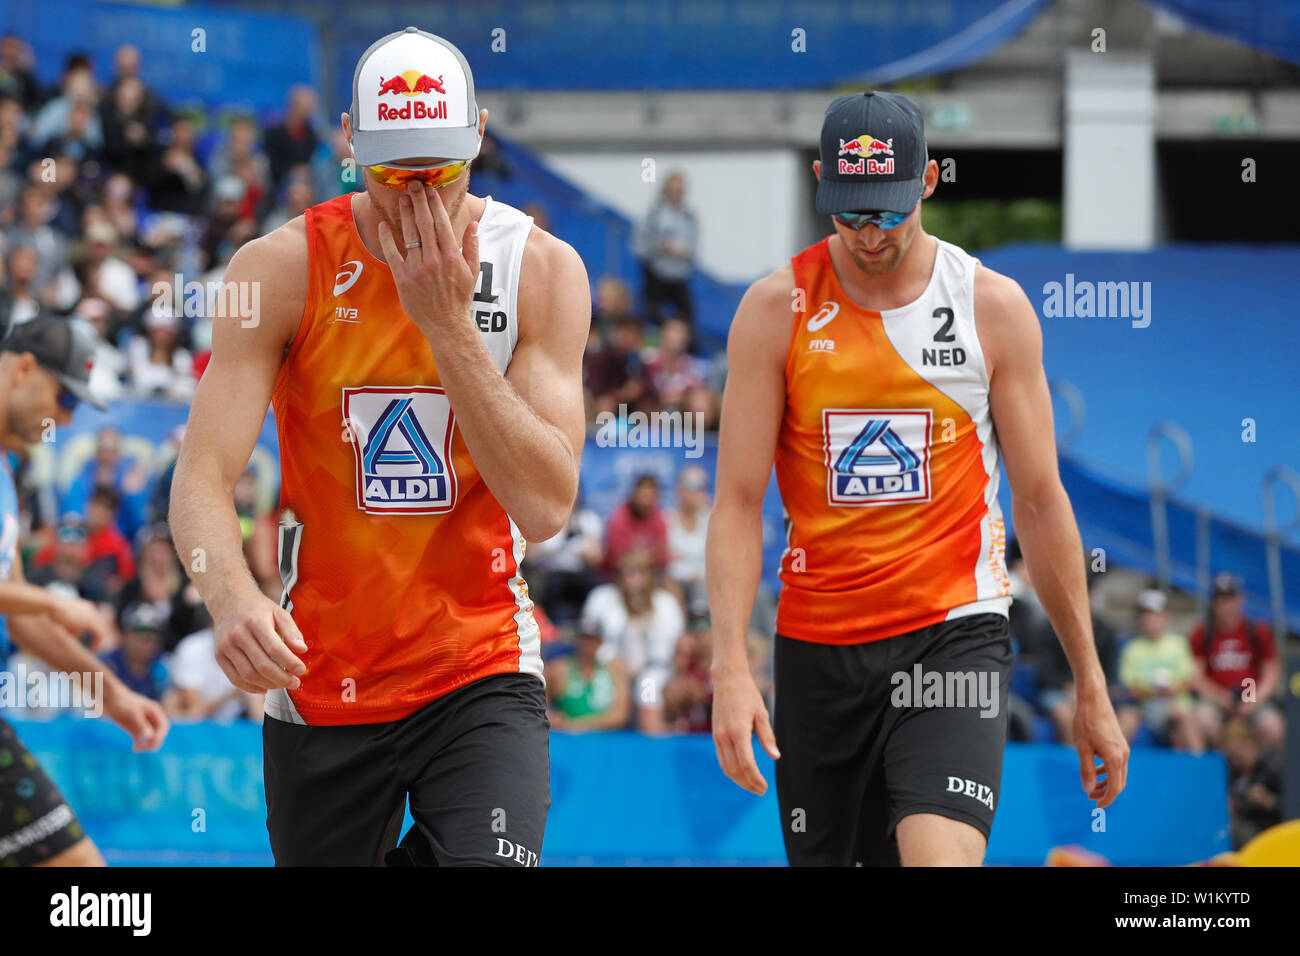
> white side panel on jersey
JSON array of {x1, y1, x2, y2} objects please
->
[
  {"x1": 475, "y1": 197, "x2": 533, "y2": 374},
  {"x1": 878, "y1": 239, "x2": 1009, "y2": 608},
  {"x1": 507, "y1": 517, "x2": 545, "y2": 682},
  {"x1": 264, "y1": 688, "x2": 306, "y2": 724}
]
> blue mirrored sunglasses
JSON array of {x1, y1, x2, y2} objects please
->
[
  {"x1": 57, "y1": 386, "x2": 80, "y2": 411},
  {"x1": 832, "y1": 207, "x2": 914, "y2": 231}
]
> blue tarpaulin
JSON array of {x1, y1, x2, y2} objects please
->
[
  {"x1": 9, "y1": 716, "x2": 1230, "y2": 866},
  {"x1": 1141, "y1": 0, "x2": 1300, "y2": 65}
]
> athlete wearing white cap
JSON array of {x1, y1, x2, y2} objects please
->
[{"x1": 171, "y1": 28, "x2": 591, "y2": 866}]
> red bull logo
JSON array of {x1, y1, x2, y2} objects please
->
[
  {"x1": 377, "y1": 70, "x2": 447, "y2": 96},
  {"x1": 375, "y1": 69, "x2": 448, "y2": 121},
  {"x1": 837, "y1": 133, "x2": 895, "y2": 175}
]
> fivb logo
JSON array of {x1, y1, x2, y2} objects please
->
[
  {"x1": 342, "y1": 386, "x2": 458, "y2": 514},
  {"x1": 823, "y1": 409, "x2": 931, "y2": 505}
]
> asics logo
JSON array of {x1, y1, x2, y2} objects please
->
[
  {"x1": 807, "y1": 301, "x2": 839, "y2": 332},
  {"x1": 333, "y1": 260, "x2": 363, "y2": 296}
]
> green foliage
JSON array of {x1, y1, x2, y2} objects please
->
[{"x1": 920, "y1": 199, "x2": 1061, "y2": 252}]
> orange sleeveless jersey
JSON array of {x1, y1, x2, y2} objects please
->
[
  {"x1": 267, "y1": 193, "x2": 541, "y2": 725},
  {"x1": 774, "y1": 236, "x2": 1011, "y2": 644}
]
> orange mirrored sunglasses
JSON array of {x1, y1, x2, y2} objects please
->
[{"x1": 367, "y1": 160, "x2": 468, "y2": 191}]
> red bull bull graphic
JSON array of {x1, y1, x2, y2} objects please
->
[
  {"x1": 376, "y1": 70, "x2": 448, "y2": 121},
  {"x1": 837, "y1": 133, "x2": 895, "y2": 175}
]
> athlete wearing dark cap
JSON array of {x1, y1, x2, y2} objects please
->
[
  {"x1": 707, "y1": 91, "x2": 1128, "y2": 865},
  {"x1": 0, "y1": 315, "x2": 169, "y2": 866}
]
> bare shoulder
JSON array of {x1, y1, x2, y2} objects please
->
[
  {"x1": 728, "y1": 264, "x2": 797, "y2": 365},
  {"x1": 972, "y1": 263, "x2": 1040, "y2": 373},
  {"x1": 519, "y1": 224, "x2": 589, "y2": 301},
  {"x1": 219, "y1": 214, "x2": 310, "y2": 351}
]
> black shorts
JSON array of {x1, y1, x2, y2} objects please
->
[
  {"x1": 773, "y1": 612, "x2": 1012, "y2": 866},
  {"x1": 0, "y1": 718, "x2": 87, "y2": 866},
  {"x1": 263, "y1": 673, "x2": 550, "y2": 866}
]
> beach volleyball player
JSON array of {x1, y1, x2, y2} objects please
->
[
  {"x1": 0, "y1": 317, "x2": 169, "y2": 866},
  {"x1": 706, "y1": 92, "x2": 1129, "y2": 865},
  {"x1": 170, "y1": 28, "x2": 589, "y2": 865}
]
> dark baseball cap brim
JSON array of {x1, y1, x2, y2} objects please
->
[
  {"x1": 56, "y1": 372, "x2": 107, "y2": 410},
  {"x1": 351, "y1": 125, "x2": 481, "y2": 167},
  {"x1": 816, "y1": 173, "x2": 924, "y2": 216}
]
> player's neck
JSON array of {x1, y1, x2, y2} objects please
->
[
  {"x1": 350, "y1": 191, "x2": 486, "y2": 265},
  {"x1": 828, "y1": 228, "x2": 938, "y2": 313}
]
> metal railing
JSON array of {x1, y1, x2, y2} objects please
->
[{"x1": 1262, "y1": 466, "x2": 1300, "y2": 643}]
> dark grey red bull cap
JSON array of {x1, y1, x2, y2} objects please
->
[
  {"x1": 816, "y1": 91, "x2": 928, "y2": 215},
  {"x1": 349, "y1": 27, "x2": 481, "y2": 167},
  {"x1": 2, "y1": 315, "x2": 107, "y2": 410}
]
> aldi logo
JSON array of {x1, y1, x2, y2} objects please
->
[
  {"x1": 823, "y1": 409, "x2": 932, "y2": 506},
  {"x1": 342, "y1": 386, "x2": 458, "y2": 514}
]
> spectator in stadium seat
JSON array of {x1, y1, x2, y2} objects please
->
[
  {"x1": 100, "y1": 172, "x2": 140, "y2": 245},
  {"x1": 590, "y1": 275, "x2": 638, "y2": 343},
  {"x1": 31, "y1": 55, "x2": 101, "y2": 151},
  {"x1": 1190, "y1": 572, "x2": 1280, "y2": 749},
  {"x1": 666, "y1": 465, "x2": 711, "y2": 617},
  {"x1": 1223, "y1": 715, "x2": 1282, "y2": 850},
  {"x1": 100, "y1": 75, "x2": 157, "y2": 186},
  {"x1": 661, "y1": 623, "x2": 713, "y2": 733},
  {"x1": 101, "y1": 602, "x2": 169, "y2": 702},
  {"x1": 633, "y1": 170, "x2": 695, "y2": 326},
  {"x1": 545, "y1": 624, "x2": 628, "y2": 731},
  {"x1": 525, "y1": 483, "x2": 605, "y2": 627},
  {"x1": 115, "y1": 523, "x2": 186, "y2": 652},
  {"x1": 82, "y1": 220, "x2": 139, "y2": 312},
  {"x1": 208, "y1": 116, "x2": 268, "y2": 194},
  {"x1": 603, "y1": 473, "x2": 669, "y2": 576},
  {"x1": 260, "y1": 173, "x2": 315, "y2": 235},
  {"x1": 646, "y1": 316, "x2": 706, "y2": 412},
  {"x1": 164, "y1": 626, "x2": 262, "y2": 723},
  {"x1": 127, "y1": 307, "x2": 196, "y2": 400},
  {"x1": 80, "y1": 484, "x2": 136, "y2": 600},
  {"x1": 63, "y1": 426, "x2": 149, "y2": 538},
  {"x1": 580, "y1": 549, "x2": 685, "y2": 732},
  {"x1": 0, "y1": 35, "x2": 40, "y2": 113},
  {"x1": 7, "y1": 187, "x2": 68, "y2": 292},
  {"x1": 75, "y1": 296, "x2": 127, "y2": 400},
  {"x1": 0, "y1": 245, "x2": 46, "y2": 328},
  {"x1": 150, "y1": 115, "x2": 206, "y2": 215},
  {"x1": 40, "y1": 99, "x2": 100, "y2": 165},
  {"x1": 1115, "y1": 589, "x2": 1203, "y2": 752},
  {"x1": 263, "y1": 85, "x2": 320, "y2": 194},
  {"x1": 27, "y1": 518, "x2": 94, "y2": 600},
  {"x1": 200, "y1": 175, "x2": 255, "y2": 269},
  {"x1": 106, "y1": 44, "x2": 167, "y2": 128},
  {"x1": 586, "y1": 314, "x2": 653, "y2": 416}
]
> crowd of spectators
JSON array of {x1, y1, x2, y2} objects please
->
[
  {"x1": 0, "y1": 36, "x2": 1286, "y2": 855},
  {"x1": 1007, "y1": 548, "x2": 1284, "y2": 850}
]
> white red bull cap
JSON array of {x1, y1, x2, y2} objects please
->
[
  {"x1": 349, "y1": 27, "x2": 482, "y2": 167},
  {"x1": 817, "y1": 91, "x2": 928, "y2": 215}
]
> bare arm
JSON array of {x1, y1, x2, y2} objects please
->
[
  {"x1": 377, "y1": 187, "x2": 589, "y2": 541},
  {"x1": 6, "y1": 554, "x2": 167, "y2": 750},
  {"x1": 976, "y1": 266, "x2": 1128, "y2": 806},
  {"x1": 168, "y1": 223, "x2": 308, "y2": 693},
  {"x1": 706, "y1": 269, "x2": 792, "y2": 793}
]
